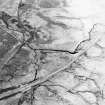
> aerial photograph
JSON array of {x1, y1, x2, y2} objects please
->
[{"x1": 0, "y1": 0, "x2": 105, "y2": 105}]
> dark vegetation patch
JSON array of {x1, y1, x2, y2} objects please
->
[{"x1": 0, "y1": 48, "x2": 31, "y2": 82}]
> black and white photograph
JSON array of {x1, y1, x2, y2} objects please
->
[{"x1": 0, "y1": 0, "x2": 105, "y2": 105}]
